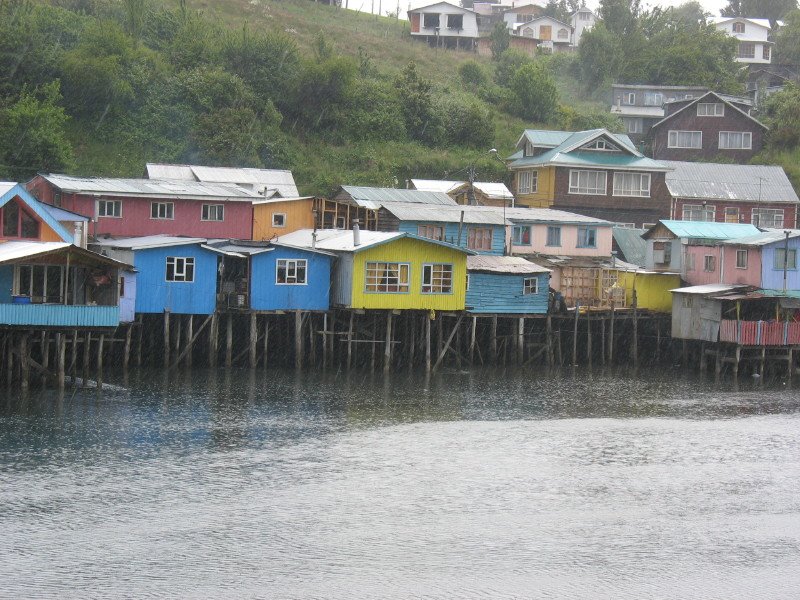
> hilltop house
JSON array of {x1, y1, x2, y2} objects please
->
[
  {"x1": 711, "y1": 17, "x2": 780, "y2": 65},
  {"x1": 512, "y1": 16, "x2": 572, "y2": 52},
  {"x1": 28, "y1": 174, "x2": 262, "y2": 239},
  {"x1": 408, "y1": 2, "x2": 479, "y2": 50},
  {"x1": 507, "y1": 128, "x2": 672, "y2": 227},
  {"x1": 570, "y1": 6, "x2": 597, "y2": 46},
  {"x1": 662, "y1": 161, "x2": 799, "y2": 228},
  {"x1": 649, "y1": 92, "x2": 767, "y2": 162},
  {"x1": 145, "y1": 163, "x2": 299, "y2": 199},
  {"x1": 501, "y1": 4, "x2": 544, "y2": 30},
  {"x1": 610, "y1": 84, "x2": 709, "y2": 141}
]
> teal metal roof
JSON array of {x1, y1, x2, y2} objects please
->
[
  {"x1": 520, "y1": 129, "x2": 573, "y2": 148},
  {"x1": 612, "y1": 227, "x2": 647, "y2": 267},
  {"x1": 0, "y1": 184, "x2": 72, "y2": 242},
  {"x1": 651, "y1": 220, "x2": 760, "y2": 240}
]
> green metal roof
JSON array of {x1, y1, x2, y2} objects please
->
[
  {"x1": 648, "y1": 220, "x2": 760, "y2": 240},
  {"x1": 612, "y1": 227, "x2": 647, "y2": 267}
]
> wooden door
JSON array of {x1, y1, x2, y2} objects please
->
[{"x1": 540, "y1": 25, "x2": 551, "y2": 40}]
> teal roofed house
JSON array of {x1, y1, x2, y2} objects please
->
[{"x1": 506, "y1": 128, "x2": 672, "y2": 228}]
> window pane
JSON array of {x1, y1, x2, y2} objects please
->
[
  {"x1": 3, "y1": 202, "x2": 19, "y2": 237},
  {"x1": 20, "y1": 210, "x2": 39, "y2": 238}
]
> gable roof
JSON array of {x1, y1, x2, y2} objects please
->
[
  {"x1": 145, "y1": 163, "x2": 298, "y2": 198},
  {"x1": 91, "y1": 234, "x2": 209, "y2": 251},
  {"x1": 662, "y1": 161, "x2": 798, "y2": 204},
  {"x1": 720, "y1": 229, "x2": 800, "y2": 247},
  {"x1": 513, "y1": 15, "x2": 572, "y2": 30},
  {"x1": 338, "y1": 186, "x2": 457, "y2": 209},
  {"x1": 510, "y1": 129, "x2": 669, "y2": 172},
  {"x1": 408, "y1": 1, "x2": 475, "y2": 14},
  {"x1": 643, "y1": 220, "x2": 760, "y2": 240},
  {"x1": 413, "y1": 179, "x2": 515, "y2": 201},
  {"x1": 275, "y1": 228, "x2": 471, "y2": 254},
  {"x1": 504, "y1": 4, "x2": 544, "y2": 13},
  {"x1": 467, "y1": 255, "x2": 551, "y2": 274},
  {"x1": 670, "y1": 283, "x2": 749, "y2": 295},
  {"x1": 710, "y1": 16, "x2": 774, "y2": 30},
  {"x1": 410, "y1": 179, "x2": 463, "y2": 193},
  {"x1": 651, "y1": 91, "x2": 767, "y2": 130},
  {"x1": 379, "y1": 203, "x2": 508, "y2": 225},
  {"x1": 0, "y1": 241, "x2": 131, "y2": 269},
  {"x1": 0, "y1": 183, "x2": 72, "y2": 242},
  {"x1": 612, "y1": 227, "x2": 648, "y2": 267},
  {"x1": 515, "y1": 128, "x2": 639, "y2": 154}
]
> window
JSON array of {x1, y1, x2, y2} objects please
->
[
  {"x1": 417, "y1": 224, "x2": 444, "y2": 241},
  {"x1": 53, "y1": 191, "x2": 62, "y2": 207},
  {"x1": 653, "y1": 241, "x2": 672, "y2": 265},
  {"x1": 668, "y1": 130, "x2": 702, "y2": 149},
  {"x1": 276, "y1": 259, "x2": 307, "y2": 284},
  {"x1": 643, "y1": 92, "x2": 663, "y2": 106},
  {"x1": 166, "y1": 257, "x2": 194, "y2": 282},
  {"x1": 682, "y1": 204, "x2": 715, "y2": 221},
  {"x1": 365, "y1": 262, "x2": 410, "y2": 293},
  {"x1": 625, "y1": 118, "x2": 642, "y2": 134},
  {"x1": 569, "y1": 170, "x2": 607, "y2": 195},
  {"x1": 763, "y1": 45, "x2": 771, "y2": 61},
  {"x1": 524, "y1": 140, "x2": 535, "y2": 156},
  {"x1": 577, "y1": 227, "x2": 597, "y2": 248},
  {"x1": 523, "y1": 277, "x2": 539, "y2": 295},
  {"x1": 98, "y1": 200, "x2": 122, "y2": 218},
  {"x1": 732, "y1": 21, "x2": 745, "y2": 33},
  {"x1": 151, "y1": 202, "x2": 174, "y2": 220},
  {"x1": 447, "y1": 14, "x2": 462, "y2": 29},
  {"x1": 697, "y1": 103, "x2": 724, "y2": 116},
  {"x1": 1, "y1": 201, "x2": 39, "y2": 239},
  {"x1": 580, "y1": 11, "x2": 591, "y2": 20},
  {"x1": 738, "y1": 42, "x2": 755, "y2": 59},
  {"x1": 546, "y1": 226, "x2": 561, "y2": 247},
  {"x1": 775, "y1": 248, "x2": 797, "y2": 270},
  {"x1": 615, "y1": 222, "x2": 635, "y2": 228},
  {"x1": 724, "y1": 207, "x2": 740, "y2": 223},
  {"x1": 685, "y1": 253, "x2": 696, "y2": 271},
  {"x1": 201, "y1": 204, "x2": 224, "y2": 222},
  {"x1": 513, "y1": 225, "x2": 532, "y2": 245},
  {"x1": 752, "y1": 208, "x2": 784, "y2": 228},
  {"x1": 719, "y1": 131, "x2": 752, "y2": 150},
  {"x1": 703, "y1": 255, "x2": 716, "y2": 272},
  {"x1": 624, "y1": 92, "x2": 636, "y2": 105},
  {"x1": 15, "y1": 265, "x2": 64, "y2": 303},
  {"x1": 467, "y1": 227, "x2": 493, "y2": 251},
  {"x1": 272, "y1": 213, "x2": 287, "y2": 227},
  {"x1": 736, "y1": 249, "x2": 748, "y2": 269},
  {"x1": 518, "y1": 170, "x2": 538, "y2": 194},
  {"x1": 585, "y1": 139, "x2": 618, "y2": 151},
  {"x1": 613, "y1": 172, "x2": 650, "y2": 197},
  {"x1": 421, "y1": 263, "x2": 453, "y2": 294},
  {"x1": 422, "y1": 13, "x2": 438, "y2": 28},
  {"x1": 335, "y1": 216, "x2": 346, "y2": 229},
  {"x1": 557, "y1": 28, "x2": 568, "y2": 39}
]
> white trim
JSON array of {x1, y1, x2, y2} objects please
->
[
  {"x1": 151, "y1": 201, "x2": 174, "y2": 220},
  {"x1": 668, "y1": 130, "x2": 702, "y2": 149},
  {"x1": 612, "y1": 172, "x2": 650, "y2": 197},
  {"x1": 165, "y1": 256, "x2": 194, "y2": 282},
  {"x1": 718, "y1": 131, "x2": 752, "y2": 150},
  {"x1": 200, "y1": 203, "x2": 224, "y2": 222},
  {"x1": 97, "y1": 199, "x2": 122, "y2": 218},
  {"x1": 568, "y1": 169, "x2": 607, "y2": 195},
  {"x1": 275, "y1": 258, "x2": 308, "y2": 285},
  {"x1": 421, "y1": 263, "x2": 454, "y2": 295},
  {"x1": 272, "y1": 212, "x2": 287, "y2": 228}
]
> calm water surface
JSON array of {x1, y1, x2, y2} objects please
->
[{"x1": 2, "y1": 367, "x2": 800, "y2": 599}]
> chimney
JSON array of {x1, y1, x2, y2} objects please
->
[{"x1": 352, "y1": 219, "x2": 361, "y2": 247}]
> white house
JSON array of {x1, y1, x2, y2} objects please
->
[
  {"x1": 502, "y1": 4, "x2": 545, "y2": 30},
  {"x1": 513, "y1": 16, "x2": 572, "y2": 51},
  {"x1": 408, "y1": 1, "x2": 479, "y2": 49},
  {"x1": 570, "y1": 6, "x2": 597, "y2": 46},
  {"x1": 711, "y1": 17, "x2": 780, "y2": 65}
]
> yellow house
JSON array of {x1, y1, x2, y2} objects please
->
[
  {"x1": 252, "y1": 197, "x2": 315, "y2": 241},
  {"x1": 275, "y1": 228, "x2": 470, "y2": 311}
]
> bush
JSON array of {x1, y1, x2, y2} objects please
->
[
  {"x1": 494, "y1": 49, "x2": 532, "y2": 87},
  {"x1": 510, "y1": 62, "x2": 558, "y2": 122},
  {"x1": 440, "y1": 93, "x2": 495, "y2": 149},
  {"x1": 459, "y1": 60, "x2": 489, "y2": 91}
]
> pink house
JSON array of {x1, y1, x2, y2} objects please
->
[
  {"x1": 27, "y1": 174, "x2": 262, "y2": 240},
  {"x1": 683, "y1": 242, "x2": 762, "y2": 287}
]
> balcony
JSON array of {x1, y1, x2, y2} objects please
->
[
  {"x1": 0, "y1": 303, "x2": 120, "y2": 328},
  {"x1": 720, "y1": 319, "x2": 800, "y2": 346}
]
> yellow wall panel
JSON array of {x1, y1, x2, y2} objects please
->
[
  {"x1": 515, "y1": 166, "x2": 555, "y2": 208},
  {"x1": 616, "y1": 271, "x2": 680, "y2": 313},
  {"x1": 252, "y1": 199, "x2": 315, "y2": 241}
]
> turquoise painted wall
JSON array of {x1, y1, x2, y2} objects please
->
[
  {"x1": 466, "y1": 271, "x2": 549, "y2": 314},
  {"x1": 397, "y1": 222, "x2": 505, "y2": 255}
]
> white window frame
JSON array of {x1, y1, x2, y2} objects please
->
[
  {"x1": 276, "y1": 258, "x2": 307, "y2": 285},
  {"x1": 724, "y1": 207, "x2": 740, "y2": 223},
  {"x1": 739, "y1": 42, "x2": 755, "y2": 59},
  {"x1": 97, "y1": 200, "x2": 122, "y2": 218},
  {"x1": 732, "y1": 21, "x2": 745, "y2": 34},
  {"x1": 613, "y1": 172, "x2": 650, "y2": 198},
  {"x1": 682, "y1": 204, "x2": 715, "y2": 221},
  {"x1": 625, "y1": 118, "x2": 642, "y2": 134},
  {"x1": 643, "y1": 92, "x2": 663, "y2": 106},
  {"x1": 467, "y1": 227, "x2": 493, "y2": 251},
  {"x1": 165, "y1": 256, "x2": 194, "y2": 282},
  {"x1": 763, "y1": 45, "x2": 771, "y2": 60},
  {"x1": 719, "y1": 131, "x2": 752, "y2": 150},
  {"x1": 201, "y1": 203, "x2": 224, "y2": 222},
  {"x1": 624, "y1": 92, "x2": 636, "y2": 105},
  {"x1": 668, "y1": 130, "x2": 702, "y2": 149},
  {"x1": 523, "y1": 277, "x2": 539, "y2": 295},
  {"x1": 697, "y1": 103, "x2": 724, "y2": 117},
  {"x1": 703, "y1": 255, "x2": 716, "y2": 272},
  {"x1": 364, "y1": 262, "x2": 410, "y2": 293},
  {"x1": 512, "y1": 225, "x2": 532, "y2": 246},
  {"x1": 518, "y1": 170, "x2": 538, "y2": 194},
  {"x1": 569, "y1": 170, "x2": 607, "y2": 195},
  {"x1": 272, "y1": 213, "x2": 287, "y2": 228},
  {"x1": 421, "y1": 263, "x2": 453, "y2": 294},
  {"x1": 151, "y1": 201, "x2": 174, "y2": 220},
  {"x1": 752, "y1": 208, "x2": 784, "y2": 228},
  {"x1": 736, "y1": 249, "x2": 748, "y2": 269}
]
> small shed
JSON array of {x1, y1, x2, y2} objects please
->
[
  {"x1": 251, "y1": 196, "x2": 316, "y2": 241},
  {"x1": 466, "y1": 256, "x2": 550, "y2": 314},
  {"x1": 670, "y1": 284, "x2": 748, "y2": 341}
]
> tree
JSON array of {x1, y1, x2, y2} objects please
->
[
  {"x1": 459, "y1": 60, "x2": 488, "y2": 91},
  {"x1": 720, "y1": 0, "x2": 797, "y2": 23},
  {"x1": 776, "y1": 9, "x2": 800, "y2": 64},
  {"x1": 0, "y1": 82, "x2": 73, "y2": 181},
  {"x1": 542, "y1": 0, "x2": 571, "y2": 23},
  {"x1": 510, "y1": 62, "x2": 558, "y2": 122},
  {"x1": 394, "y1": 62, "x2": 442, "y2": 145},
  {"x1": 762, "y1": 84, "x2": 800, "y2": 149},
  {"x1": 599, "y1": 0, "x2": 641, "y2": 35},
  {"x1": 489, "y1": 22, "x2": 510, "y2": 60},
  {"x1": 494, "y1": 49, "x2": 532, "y2": 87}
]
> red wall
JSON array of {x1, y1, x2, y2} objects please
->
[
  {"x1": 27, "y1": 177, "x2": 254, "y2": 239},
  {"x1": 671, "y1": 198, "x2": 798, "y2": 227}
]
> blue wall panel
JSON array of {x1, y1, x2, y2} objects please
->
[
  {"x1": 0, "y1": 304, "x2": 119, "y2": 327},
  {"x1": 250, "y1": 247, "x2": 332, "y2": 311},
  {"x1": 761, "y1": 237, "x2": 800, "y2": 291},
  {"x1": 466, "y1": 272, "x2": 549, "y2": 314},
  {"x1": 133, "y1": 245, "x2": 218, "y2": 315},
  {"x1": 398, "y1": 222, "x2": 505, "y2": 255},
  {"x1": 0, "y1": 266, "x2": 13, "y2": 304}
]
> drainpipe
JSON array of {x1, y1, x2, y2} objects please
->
[
  {"x1": 719, "y1": 243, "x2": 724, "y2": 284},
  {"x1": 783, "y1": 230, "x2": 790, "y2": 294},
  {"x1": 353, "y1": 219, "x2": 361, "y2": 247}
]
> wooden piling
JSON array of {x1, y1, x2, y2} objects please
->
[
  {"x1": 470, "y1": 316, "x2": 477, "y2": 365},
  {"x1": 163, "y1": 311, "x2": 171, "y2": 368},
  {"x1": 586, "y1": 314, "x2": 592, "y2": 367},
  {"x1": 295, "y1": 310, "x2": 303, "y2": 369},
  {"x1": 572, "y1": 303, "x2": 579, "y2": 366},
  {"x1": 19, "y1": 334, "x2": 29, "y2": 392},
  {"x1": 96, "y1": 334, "x2": 104, "y2": 390},
  {"x1": 225, "y1": 312, "x2": 233, "y2": 368},
  {"x1": 249, "y1": 312, "x2": 258, "y2": 369},
  {"x1": 631, "y1": 292, "x2": 639, "y2": 367},
  {"x1": 41, "y1": 332, "x2": 50, "y2": 389},
  {"x1": 185, "y1": 315, "x2": 193, "y2": 367},
  {"x1": 82, "y1": 332, "x2": 91, "y2": 386},
  {"x1": 425, "y1": 315, "x2": 432, "y2": 372},
  {"x1": 608, "y1": 303, "x2": 615, "y2": 363},
  {"x1": 384, "y1": 311, "x2": 393, "y2": 372},
  {"x1": 347, "y1": 312, "x2": 354, "y2": 369},
  {"x1": 124, "y1": 325, "x2": 132, "y2": 371},
  {"x1": 136, "y1": 316, "x2": 143, "y2": 367},
  {"x1": 490, "y1": 314, "x2": 498, "y2": 364},
  {"x1": 56, "y1": 333, "x2": 66, "y2": 391},
  {"x1": 517, "y1": 317, "x2": 524, "y2": 365},
  {"x1": 546, "y1": 314, "x2": 553, "y2": 368},
  {"x1": 600, "y1": 316, "x2": 606, "y2": 366},
  {"x1": 209, "y1": 312, "x2": 218, "y2": 368},
  {"x1": 263, "y1": 319, "x2": 270, "y2": 369}
]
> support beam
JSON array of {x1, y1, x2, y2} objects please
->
[
  {"x1": 295, "y1": 310, "x2": 303, "y2": 369},
  {"x1": 249, "y1": 312, "x2": 258, "y2": 369},
  {"x1": 56, "y1": 333, "x2": 66, "y2": 391},
  {"x1": 225, "y1": 313, "x2": 233, "y2": 368},
  {"x1": 163, "y1": 311, "x2": 171, "y2": 368},
  {"x1": 384, "y1": 311, "x2": 393, "y2": 373}
]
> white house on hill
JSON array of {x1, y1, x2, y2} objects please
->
[
  {"x1": 711, "y1": 17, "x2": 780, "y2": 65},
  {"x1": 514, "y1": 16, "x2": 572, "y2": 52},
  {"x1": 408, "y1": 2, "x2": 479, "y2": 49},
  {"x1": 570, "y1": 6, "x2": 597, "y2": 46}
]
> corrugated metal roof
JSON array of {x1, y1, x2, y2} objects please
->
[
  {"x1": 662, "y1": 161, "x2": 798, "y2": 203},
  {"x1": 653, "y1": 220, "x2": 760, "y2": 239},
  {"x1": 251, "y1": 196, "x2": 314, "y2": 206},
  {"x1": 711, "y1": 16, "x2": 773, "y2": 29},
  {"x1": 520, "y1": 130, "x2": 573, "y2": 148},
  {"x1": 340, "y1": 186, "x2": 457, "y2": 209},
  {"x1": 381, "y1": 203, "x2": 508, "y2": 225},
  {"x1": 0, "y1": 182, "x2": 15, "y2": 196},
  {"x1": 467, "y1": 255, "x2": 550, "y2": 274},
  {"x1": 721, "y1": 229, "x2": 800, "y2": 246},
  {"x1": 473, "y1": 182, "x2": 514, "y2": 200},
  {"x1": 411, "y1": 180, "x2": 514, "y2": 201},
  {"x1": 43, "y1": 204, "x2": 90, "y2": 222},
  {"x1": 204, "y1": 240, "x2": 272, "y2": 256},
  {"x1": 91, "y1": 234, "x2": 207, "y2": 250},
  {"x1": 410, "y1": 179, "x2": 463, "y2": 193},
  {"x1": 612, "y1": 227, "x2": 648, "y2": 267},
  {"x1": 610, "y1": 105, "x2": 665, "y2": 117},
  {"x1": 146, "y1": 163, "x2": 299, "y2": 198},
  {"x1": 276, "y1": 229, "x2": 405, "y2": 252},
  {"x1": 499, "y1": 207, "x2": 611, "y2": 225},
  {"x1": 670, "y1": 283, "x2": 748, "y2": 295},
  {"x1": 0, "y1": 241, "x2": 70, "y2": 263},
  {"x1": 42, "y1": 174, "x2": 262, "y2": 200}
]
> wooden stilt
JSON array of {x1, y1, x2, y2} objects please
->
[
  {"x1": 572, "y1": 303, "x2": 580, "y2": 366},
  {"x1": 163, "y1": 311, "x2": 171, "y2": 368},
  {"x1": 432, "y1": 314, "x2": 464, "y2": 373},
  {"x1": 546, "y1": 314, "x2": 553, "y2": 368},
  {"x1": 371, "y1": 314, "x2": 377, "y2": 371},
  {"x1": 733, "y1": 345, "x2": 741, "y2": 378},
  {"x1": 308, "y1": 314, "x2": 316, "y2": 366},
  {"x1": 225, "y1": 312, "x2": 233, "y2": 368},
  {"x1": 655, "y1": 321, "x2": 661, "y2": 363},
  {"x1": 347, "y1": 312, "x2": 354, "y2": 369},
  {"x1": 490, "y1": 314, "x2": 498, "y2": 364},
  {"x1": 124, "y1": 325, "x2": 132, "y2": 372},
  {"x1": 6, "y1": 333, "x2": 14, "y2": 390},
  {"x1": 136, "y1": 316, "x2": 143, "y2": 367},
  {"x1": 295, "y1": 310, "x2": 303, "y2": 369},
  {"x1": 209, "y1": 312, "x2": 218, "y2": 368},
  {"x1": 185, "y1": 315, "x2": 194, "y2": 367},
  {"x1": 263, "y1": 319, "x2": 270, "y2": 369},
  {"x1": 41, "y1": 332, "x2": 50, "y2": 389},
  {"x1": 470, "y1": 315, "x2": 477, "y2": 365},
  {"x1": 19, "y1": 334, "x2": 29, "y2": 392},
  {"x1": 249, "y1": 312, "x2": 258, "y2": 369},
  {"x1": 631, "y1": 292, "x2": 639, "y2": 367},
  {"x1": 57, "y1": 333, "x2": 66, "y2": 391},
  {"x1": 384, "y1": 311, "x2": 393, "y2": 372},
  {"x1": 586, "y1": 314, "x2": 592, "y2": 367},
  {"x1": 174, "y1": 315, "x2": 182, "y2": 363},
  {"x1": 408, "y1": 313, "x2": 416, "y2": 368},
  {"x1": 600, "y1": 316, "x2": 606, "y2": 366},
  {"x1": 322, "y1": 313, "x2": 328, "y2": 369},
  {"x1": 609, "y1": 303, "x2": 615, "y2": 363},
  {"x1": 517, "y1": 317, "x2": 524, "y2": 365},
  {"x1": 82, "y1": 332, "x2": 91, "y2": 386},
  {"x1": 425, "y1": 315, "x2": 432, "y2": 372},
  {"x1": 96, "y1": 334, "x2": 104, "y2": 391}
]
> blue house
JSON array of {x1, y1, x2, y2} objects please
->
[
  {"x1": 378, "y1": 203, "x2": 508, "y2": 255},
  {"x1": 93, "y1": 235, "x2": 222, "y2": 315},
  {"x1": 466, "y1": 255, "x2": 551, "y2": 314}
]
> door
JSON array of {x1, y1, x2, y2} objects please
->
[{"x1": 539, "y1": 25, "x2": 551, "y2": 40}]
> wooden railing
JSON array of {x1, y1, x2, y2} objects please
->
[
  {"x1": 0, "y1": 304, "x2": 119, "y2": 328},
  {"x1": 720, "y1": 319, "x2": 800, "y2": 346}
]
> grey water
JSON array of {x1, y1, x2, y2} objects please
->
[{"x1": 2, "y1": 367, "x2": 800, "y2": 599}]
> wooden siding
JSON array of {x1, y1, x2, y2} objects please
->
[
  {"x1": 349, "y1": 237, "x2": 467, "y2": 310},
  {"x1": 511, "y1": 222, "x2": 613, "y2": 257},
  {"x1": 250, "y1": 247, "x2": 332, "y2": 311},
  {"x1": 761, "y1": 237, "x2": 800, "y2": 290},
  {"x1": 252, "y1": 199, "x2": 315, "y2": 241},
  {"x1": 133, "y1": 244, "x2": 218, "y2": 315},
  {"x1": 466, "y1": 272, "x2": 549, "y2": 314},
  {"x1": 671, "y1": 294, "x2": 723, "y2": 341},
  {"x1": 119, "y1": 271, "x2": 137, "y2": 323},
  {"x1": 615, "y1": 271, "x2": 679, "y2": 313},
  {"x1": 515, "y1": 166, "x2": 556, "y2": 208},
  {"x1": 396, "y1": 222, "x2": 505, "y2": 255},
  {"x1": 0, "y1": 304, "x2": 119, "y2": 327}
]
